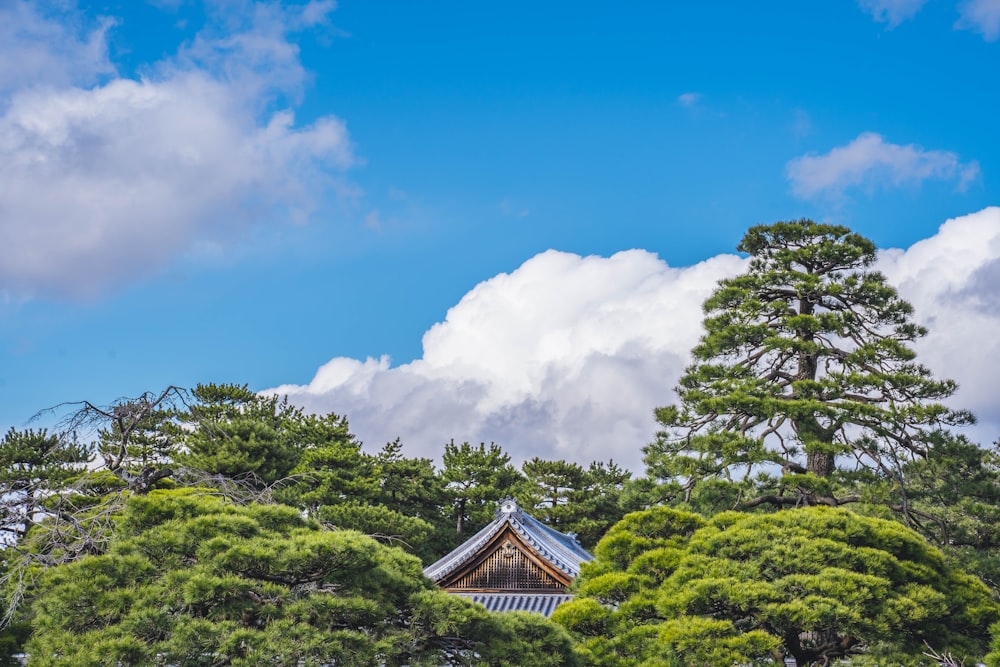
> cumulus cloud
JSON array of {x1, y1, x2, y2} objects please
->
[
  {"x1": 0, "y1": 1, "x2": 352, "y2": 299},
  {"x1": 786, "y1": 132, "x2": 980, "y2": 200},
  {"x1": 956, "y1": 0, "x2": 1000, "y2": 40},
  {"x1": 269, "y1": 208, "x2": 1000, "y2": 471},
  {"x1": 857, "y1": 0, "x2": 928, "y2": 26}
]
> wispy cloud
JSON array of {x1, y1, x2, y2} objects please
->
[
  {"x1": 268, "y1": 209, "x2": 1000, "y2": 469},
  {"x1": 786, "y1": 132, "x2": 979, "y2": 199},
  {"x1": 677, "y1": 92, "x2": 701, "y2": 108},
  {"x1": 857, "y1": 0, "x2": 929, "y2": 26},
  {"x1": 0, "y1": 1, "x2": 353, "y2": 300},
  {"x1": 365, "y1": 210, "x2": 383, "y2": 232},
  {"x1": 857, "y1": 0, "x2": 1000, "y2": 40},
  {"x1": 0, "y1": 2, "x2": 117, "y2": 95},
  {"x1": 956, "y1": 0, "x2": 1000, "y2": 40},
  {"x1": 791, "y1": 108, "x2": 812, "y2": 138},
  {"x1": 499, "y1": 198, "x2": 530, "y2": 218}
]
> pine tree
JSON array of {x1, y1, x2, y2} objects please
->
[
  {"x1": 0, "y1": 428, "x2": 90, "y2": 542},
  {"x1": 647, "y1": 220, "x2": 971, "y2": 507},
  {"x1": 441, "y1": 441, "x2": 522, "y2": 538}
]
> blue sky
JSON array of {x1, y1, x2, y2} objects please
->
[{"x1": 2, "y1": 0, "x2": 999, "y2": 469}]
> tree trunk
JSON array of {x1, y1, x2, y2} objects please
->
[
  {"x1": 456, "y1": 497, "x2": 466, "y2": 536},
  {"x1": 117, "y1": 465, "x2": 173, "y2": 494},
  {"x1": 795, "y1": 296, "x2": 833, "y2": 478},
  {"x1": 806, "y1": 450, "x2": 835, "y2": 478}
]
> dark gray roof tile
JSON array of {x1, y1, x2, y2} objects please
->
[{"x1": 455, "y1": 592, "x2": 576, "y2": 617}]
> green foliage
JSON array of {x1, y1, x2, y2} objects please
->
[
  {"x1": 898, "y1": 434, "x2": 1000, "y2": 549},
  {"x1": 986, "y1": 621, "x2": 1000, "y2": 667},
  {"x1": 523, "y1": 458, "x2": 588, "y2": 513},
  {"x1": 96, "y1": 407, "x2": 173, "y2": 473},
  {"x1": 478, "y1": 612, "x2": 580, "y2": 666},
  {"x1": 317, "y1": 502, "x2": 437, "y2": 562},
  {"x1": 586, "y1": 505, "x2": 705, "y2": 575},
  {"x1": 0, "y1": 552, "x2": 31, "y2": 666},
  {"x1": 555, "y1": 505, "x2": 997, "y2": 666},
  {"x1": 648, "y1": 220, "x2": 971, "y2": 508},
  {"x1": 442, "y1": 441, "x2": 523, "y2": 541},
  {"x1": 0, "y1": 622, "x2": 29, "y2": 667},
  {"x1": 375, "y1": 439, "x2": 447, "y2": 523},
  {"x1": 174, "y1": 384, "x2": 316, "y2": 485},
  {"x1": 849, "y1": 432, "x2": 1000, "y2": 594},
  {"x1": 24, "y1": 490, "x2": 577, "y2": 666},
  {"x1": 521, "y1": 459, "x2": 631, "y2": 550},
  {"x1": 280, "y1": 432, "x2": 378, "y2": 510},
  {"x1": 280, "y1": 429, "x2": 451, "y2": 561},
  {"x1": 0, "y1": 428, "x2": 90, "y2": 541}
]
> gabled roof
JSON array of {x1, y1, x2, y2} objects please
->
[{"x1": 423, "y1": 498, "x2": 593, "y2": 585}]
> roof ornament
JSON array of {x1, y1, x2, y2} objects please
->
[{"x1": 496, "y1": 496, "x2": 522, "y2": 519}]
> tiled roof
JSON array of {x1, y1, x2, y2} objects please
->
[
  {"x1": 423, "y1": 498, "x2": 593, "y2": 584},
  {"x1": 455, "y1": 592, "x2": 575, "y2": 617}
]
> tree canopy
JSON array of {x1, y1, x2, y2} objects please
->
[
  {"x1": 554, "y1": 505, "x2": 998, "y2": 666},
  {"x1": 2, "y1": 390, "x2": 631, "y2": 664},
  {"x1": 24, "y1": 489, "x2": 578, "y2": 667}
]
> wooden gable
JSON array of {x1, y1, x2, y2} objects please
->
[{"x1": 438, "y1": 524, "x2": 574, "y2": 592}]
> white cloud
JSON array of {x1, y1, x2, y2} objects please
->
[
  {"x1": 0, "y1": 1, "x2": 352, "y2": 299},
  {"x1": 878, "y1": 207, "x2": 1000, "y2": 443},
  {"x1": 270, "y1": 208, "x2": 1000, "y2": 471},
  {"x1": 786, "y1": 132, "x2": 980, "y2": 200},
  {"x1": 857, "y1": 0, "x2": 929, "y2": 26},
  {"x1": 956, "y1": 0, "x2": 1000, "y2": 40},
  {"x1": 0, "y1": 2, "x2": 116, "y2": 96}
]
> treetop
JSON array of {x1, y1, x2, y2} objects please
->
[{"x1": 738, "y1": 219, "x2": 877, "y2": 274}]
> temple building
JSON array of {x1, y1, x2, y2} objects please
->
[{"x1": 423, "y1": 497, "x2": 593, "y2": 617}]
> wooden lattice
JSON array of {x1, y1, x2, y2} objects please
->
[{"x1": 447, "y1": 539, "x2": 566, "y2": 591}]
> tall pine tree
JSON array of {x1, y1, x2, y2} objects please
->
[{"x1": 647, "y1": 220, "x2": 970, "y2": 508}]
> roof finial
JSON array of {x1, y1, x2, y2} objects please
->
[{"x1": 496, "y1": 496, "x2": 521, "y2": 518}]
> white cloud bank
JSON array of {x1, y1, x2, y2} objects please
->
[
  {"x1": 786, "y1": 132, "x2": 979, "y2": 200},
  {"x1": 269, "y1": 250, "x2": 748, "y2": 471},
  {"x1": 269, "y1": 207, "x2": 1000, "y2": 471},
  {"x1": 0, "y1": 1, "x2": 351, "y2": 300}
]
